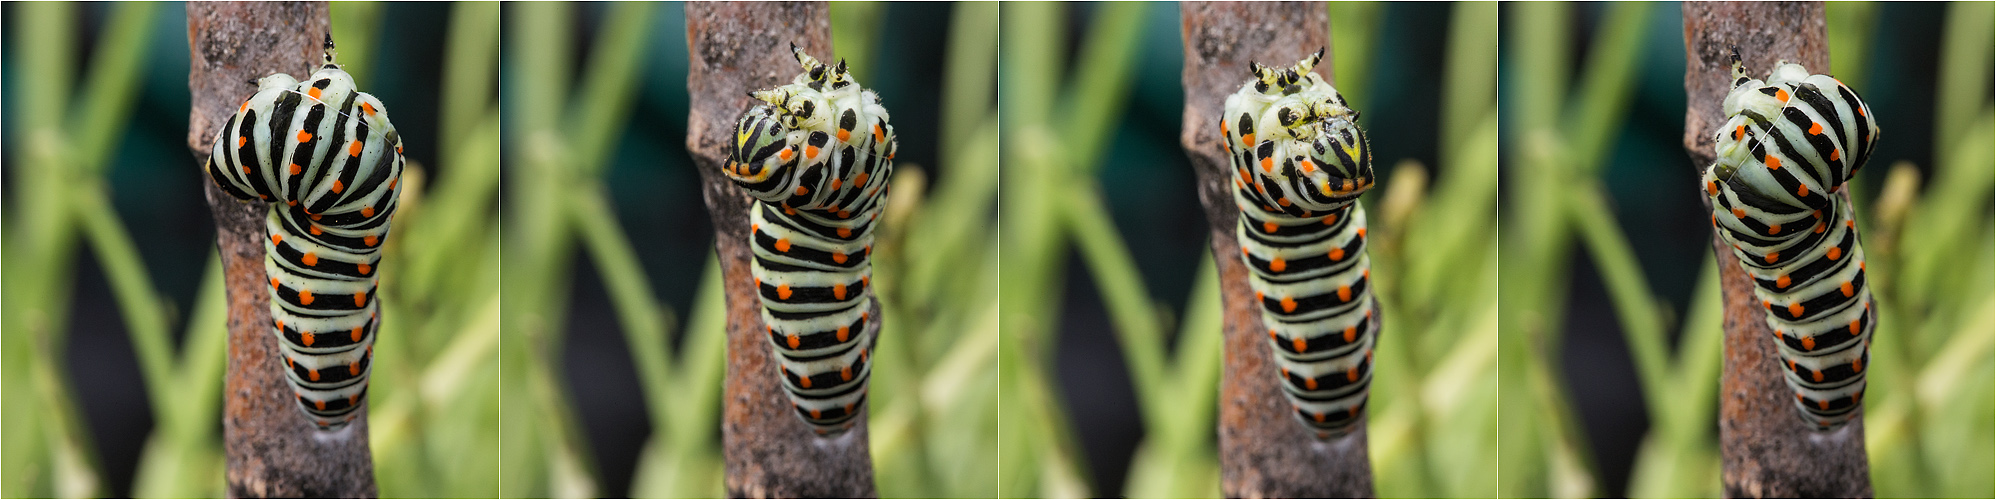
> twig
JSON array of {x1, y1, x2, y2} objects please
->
[
  {"x1": 684, "y1": 3, "x2": 878, "y2": 498},
  {"x1": 1179, "y1": 3, "x2": 1375, "y2": 497},
  {"x1": 186, "y1": 3, "x2": 377, "y2": 497},
  {"x1": 1681, "y1": 3, "x2": 1872, "y2": 498}
]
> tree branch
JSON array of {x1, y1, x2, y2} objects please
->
[
  {"x1": 186, "y1": 2, "x2": 376, "y2": 498},
  {"x1": 1179, "y1": 3, "x2": 1374, "y2": 498},
  {"x1": 1681, "y1": 3, "x2": 1871, "y2": 497},
  {"x1": 684, "y1": 3, "x2": 878, "y2": 498}
]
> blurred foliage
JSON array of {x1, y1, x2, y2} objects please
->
[
  {"x1": 1500, "y1": 2, "x2": 1993, "y2": 497},
  {"x1": 499, "y1": 3, "x2": 997, "y2": 497},
  {"x1": 2, "y1": 2, "x2": 500, "y2": 498},
  {"x1": 998, "y1": 2, "x2": 1497, "y2": 497}
]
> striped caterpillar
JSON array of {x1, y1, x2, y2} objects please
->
[
  {"x1": 723, "y1": 43, "x2": 896, "y2": 434},
  {"x1": 205, "y1": 37, "x2": 403, "y2": 431},
  {"x1": 1221, "y1": 49, "x2": 1378, "y2": 438},
  {"x1": 1703, "y1": 47, "x2": 1878, "y2": 430}
]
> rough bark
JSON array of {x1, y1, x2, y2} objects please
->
[
  {"x1": 1682, "y1": 3, "x2": 1872, "y2": 498},
  {"x1": 1180, "y1": 3, "x2": 1375, "y2": 498},
  {"x1": 684, "y1": 3, "x2": 878, "y2": 498},
  {"x1": 187, "y1": 2, "x2": 378, "y2": 498}
]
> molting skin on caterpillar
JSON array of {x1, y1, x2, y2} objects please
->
[
  {"x1": 205, "y1": 37, "x2": 403, "y2": 432},
  {"x1": 1221, "y1": 48, "x2": 1379, "y2": 439},
  {"x1": 724, "y1": 43, "x2": 896, "y2": 435},
  {"x1": 1704, "y1": 46, "x2": 1879, "y2": 431}
]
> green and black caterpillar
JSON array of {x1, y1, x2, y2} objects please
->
[
  {"x1": 724, "y1": 43, "x2": 896, "y2": 434},
  {"x1": 205, "y1": 36, "x2": 404, "y2": 431},
  {"x1": 1222, "y1": 49, "x2": 1378, "y2": 438},
  {"x1": 1703, "y1": 47, "x2": 1879, "y2": 430}
]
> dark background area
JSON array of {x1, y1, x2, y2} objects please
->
[
  {"x1": 0, "y1": 3, "x2": 453, "y2": 497},
  {"x1": 511, "y1": 3, "x2": 956, "y2": 496},
  {"x1": 1495, "y1": 2, "x2": 1952, "y2": 496},
  {"x1": 1048, "y1": 3, "x2": 1453, "y2": 495}
]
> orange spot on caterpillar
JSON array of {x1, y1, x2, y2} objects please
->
[
  {"x1": 352, "y1": 327, "x2": 364, "y2": 342},
  {"x1": 1827, "y1": 247, "x2": 1842, "y2": 260},
  {"x1": 362, "y1": 102, "x2": 376, "y2": 115},
  {"x1": 1270, "y1": 258, "x2": 1287, "y2": 272},
  {"x1": 1801, "y1": 336, "x2": 1816, "y2": 350},
  {"x1": 331, "y1": 180, "x2": 346, "y2": 194},
  {"x1": 354, "y1": 291, "x2": 366, "y2": 307},
  {"x1": 1292, "y1": 336, "x2": 1307, "y2": 353},
  {"x1": 777, "y1": 284, "x2": 792, "y2": 300},
  {"x1": 1264, "y1": 221, "x2": 1279, "y2": 233},
  {"x1": 1841, "y1": 281, "x2": 1854, "y2": 297},
  {"x1": 300, "y1": 290, "x2": 315, "y2": 305},
  {"x1": 1809, "y1": 122, "x2": 1824, "y2": 135},
  {"x1": 302, "y1": 253, "x2": 319, "y2": 266},
  {"x1": 787, "y1": 334, "x2": 801, "y2": 349},
  {"x1": 361, "y1": 206, "x2": 374, "y2": 218},
  {"x1": 776, "y1": 238, "x2": 792, "y2": 252},
  {"x1": 1329, "y1": 248, "x2": 1345, "y2": 261},
  {"x1": 834, "y1": 283, "x2": 848, "y2": 300},
  {"x1": 833, "y1": 252, "x2": 848, "y2": 264},
  {"x1": 1280, "y1": 297, "x2": 1297, "y2": 313},
  {"x1": 795, "y1": 186, "x2": 810, "y2": 196},
  {"x1": 805, "y1": 145, "x2": 820, "y2": 158},
  {"x1": 1344, "y1": 326, "x2": 1357, "y2": 343},
  {"x1": 1765, "y1": 155, "x2": 1781, "y2": 170},
  {"x1": 297, "y1": 130, "x2": 313, "y2": 143},
  {"x1": 302, "y1": 331, "x2": 315, "y2": 347},
  {"x1": 364, "y1": 235, "x2": 379, "y2": 247},
  {"x1": 1788, "y1": 303, "x2": 1805, "y2": 318},
  {"x1": 1338, "y1": 285, "x2": 1352, "y2": 302},
  {"x1": 349, "y1": 140, "x2": 364, "y2": 157},
  {"x1": 838, "y1": 227, "x2": 853, "y2": 238},
  {"x1": 1765, "y1": 252, "x2": 1779, "y2": 263},
  {"x1": 1776, "y1": 275, "x2": 1790, "y2": 288}
]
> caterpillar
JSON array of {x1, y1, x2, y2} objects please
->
[
  {"x1": 723, "y1": 43, "x2": 896, "y2": 434},
  {"x1": 204, "y1": 36, "x2": 403, "y2": 431},
  {"x1": 1221, "y1": 49, "x2": 1378, "y2": 438},
  {"x1": 1703, "y1": 47, "x2": 1878, "y2": 430}
]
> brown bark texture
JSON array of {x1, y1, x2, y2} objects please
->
[
  {"x1": 1180, "y1": 2, "x2": 1375, "y2": 498},
  {"x1": 1682, "y1": 2, "x2": 1872, "y2": 498},
  {"x1": 186, "y1": 2, "x2": 378, "y2": 498},
  {"x1": 684, "y1": 3, "x2": 879, "y2": 498}
]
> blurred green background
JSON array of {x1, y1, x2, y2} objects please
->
[
  {"x1": 499, "y1": 2, "x2": 997, "y2": 497},
  {"x1": 1000, "y1": 2, "x2": 1497, "y2": 497},
  {"x1": 1499, "y1": 2, "x2": 1995, "y2": 497},
  {"x1": 2, "y1": 2, "x2": 500, "y2": 498}
]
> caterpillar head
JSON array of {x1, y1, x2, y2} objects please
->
[{"x1": 726, "y1": 105, "x2": 792, "y2": 184}]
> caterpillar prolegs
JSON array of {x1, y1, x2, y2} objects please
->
[
  {"x1": 1222, "y1": 49, "x2": 1379, "y2": 438},
  {"x1": 724, "y1": 43, "x2": 897, "y2": 434},
  {"x1": 1703, "y1": 47, "x2": 1879, "y2": 430},
  {"x1": 205, "y1": 37, "x2": 404, "y2": 431}
]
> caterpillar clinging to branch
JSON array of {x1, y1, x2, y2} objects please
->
[
  {"x1": 1222, "y1": 49, "x2": 1378, "y2": 438},
  {"x1": 724, "y1": 43, "x2": 896, "y2": 435},
  {"x1": 205, "y1": 36, "x2": 404, "y2": 431},
  {"x1": 1703, "y1": 47, "x2": 1879, "y2": 430}
]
